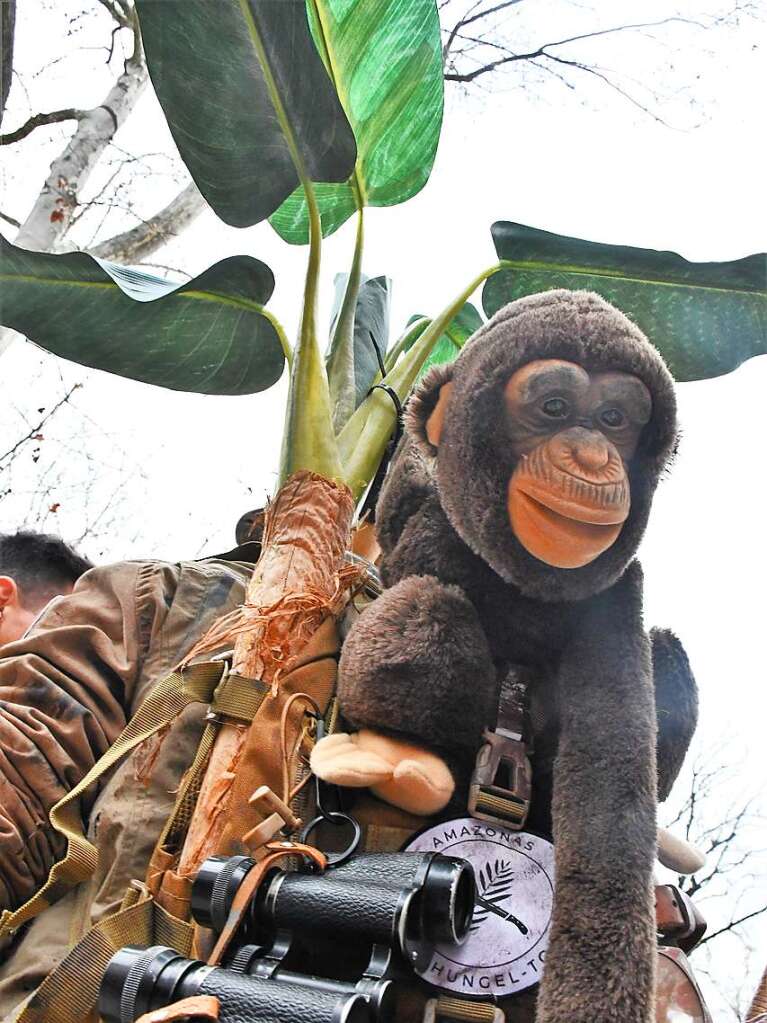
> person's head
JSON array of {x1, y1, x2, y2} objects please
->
[{"x1": 0, "y1": 531, "x2": 93, "y2": 644}]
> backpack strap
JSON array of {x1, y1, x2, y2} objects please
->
[
  {"x1": 13, "y1": 884, "x2": 196, "y2": 1023},
  {"x1": 0, "y1": 660, "x2": 227, "y2": 942}
]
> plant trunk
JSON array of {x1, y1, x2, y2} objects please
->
[{"x1": 176, "y1": 470, "x2": 356, "y2": 878}]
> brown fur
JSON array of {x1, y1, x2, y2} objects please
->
[{"x1": 338, "y1": 291, "x2": 698, "y2": 1022}]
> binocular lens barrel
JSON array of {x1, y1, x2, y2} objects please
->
[
  {"x1": 329, "y1": 854, "x2": 476, "y2": 945},
  {"x1": 260, "y1": 870, "x2": 410, "y2": 947},
  {"x1": 229, "y1": 945, "x2": 395, "y2": 1022},
  {"x1": 99, "y1": 945, "x2": 369, "y2": 1023}
]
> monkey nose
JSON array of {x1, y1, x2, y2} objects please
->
[
  {"x1": 549, "y1": 428, "x2": 613, "y2": 476},
  {"x1": 571, "y1": 438, "x2": 610, "y2": 471}
]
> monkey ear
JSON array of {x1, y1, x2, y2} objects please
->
[{"x1": 405, "y1": 363, "x2": 455, "y2": 455}]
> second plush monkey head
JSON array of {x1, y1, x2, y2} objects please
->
[{"x1": 406, "y1": 289, "x2": 678, "y2": 602}]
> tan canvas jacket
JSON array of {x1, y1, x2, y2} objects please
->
[{"x1": 0, "y1": 549, "x2": 258, "y2": 1018}]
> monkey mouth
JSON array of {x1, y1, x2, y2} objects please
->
[
  {"x1": 508, "y1": 485, "x2": 628, "y2": 569},
  {"x1": 515, "y1": 479, "x2": 629, "y2": 526}
]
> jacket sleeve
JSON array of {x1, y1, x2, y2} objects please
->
[{"x1": 0, "y1": 561, "x2": 168, "y2": 912}]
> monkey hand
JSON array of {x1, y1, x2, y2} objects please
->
[{"x1": 311, "y1": 729, "x2": 455, "y2": 816}]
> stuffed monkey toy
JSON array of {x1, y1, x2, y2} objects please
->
[{"x1": 313, "y1": 290, "x2": 698, "y2": 1023}]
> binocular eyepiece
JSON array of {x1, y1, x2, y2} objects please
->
[
  {"x1": 99, "y1": 944, "x2": 370, "y2": 1023},
  {"x1": 192, "y1": 850, "x2": 475, "y2": 960}
]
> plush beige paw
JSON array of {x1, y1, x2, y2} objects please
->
[
  {"x1": 311, "y1": 732, "x2": 395, "y2": 788},
  {"x1": 372, "y1": 753, "x2": 455, "y2": 816},
  {"x1": 313, "y1": 729, "x2": 455, "y2": 816}
]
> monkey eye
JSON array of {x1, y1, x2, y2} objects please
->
[
  {"x1": 541, "y1": 397, "x2": 570, "y2": 418},
  {"x1": 599, "y1": 408, "x2": 625, "y2": 428}
]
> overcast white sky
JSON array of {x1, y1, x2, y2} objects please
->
[{"x1": 1, "y1": 1, "x2": 766, "y2": 1013}]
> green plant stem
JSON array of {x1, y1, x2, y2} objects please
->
[
  {"x1": 340, "y1": 263, "x2": 502, "y2": 500},
  {"x1": 262, "y1": 309, "x2": 292, "y2": 370},
  {"x1": 384, "y1": 316, "x2": 430, "y2": 373},
  {"x1": 238, "y1": 0, "x2": 340, "y2": 483},
  {"x1": 327, "y1": 204, "x2": 365, "y2": 432},
  {"x1": 278, "y1": 166, "x2": 342, "y2": 483}
]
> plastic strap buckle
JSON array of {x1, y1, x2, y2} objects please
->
[{"x1": 468, "y1": 727, "x2": 532, "y2": 830}]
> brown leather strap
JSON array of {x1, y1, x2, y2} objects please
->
[
  {"x1": 135, "y1": 996, "x2": 220, "y2": 1023},
  {"x1": 216, "y1": 619, "x2": 340, "y2": 855},
  {"x1": 655, "y1": 885, "x2": 707, "y2": 952},
  {"x1": 207, "y1": 842, "x2": 326, "y2": 967}
]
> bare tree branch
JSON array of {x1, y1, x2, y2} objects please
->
[
  {"x1": 95, "y1": 0, "x2": 132, "y2": 29},
  {"x1": 89, "y1": 181, "x2": 207, "y2": 264},
  {"x1": 1, "y1": 107, "x2": 86, "y2": 145},
  {"x1": 0, "y1": 384, "x2": 81, "y2": 467},
  {"x1": 443, "y1": 0, "x2": 526, "y2": 64},
  {"x1": 659, "y1": 740, "x2": 767, "y2": 976},
  {"x1": 443, "y1": 18, "x2": 707, "y2": 83},
  {"x1": 699, "y1": 906, "x2": 767, "y2": 946}
]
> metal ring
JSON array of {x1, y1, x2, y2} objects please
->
[{"x1": 297, "y1": 811, "x2": 361, "y2": 867}]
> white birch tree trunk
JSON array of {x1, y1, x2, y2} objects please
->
[{"x1": 13, "y1": 54, "x2": 147, "y2": 251}]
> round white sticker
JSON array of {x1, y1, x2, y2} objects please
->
[{"x1": 405, "y1": 818, "x2": 555, "y2": 998}]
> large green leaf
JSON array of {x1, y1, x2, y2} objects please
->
[
  {"x1": 0, "y1": 236, "x2": 285, "y2": 394},
  {"x1": 483, "y1": 222, "x2": 767, "y2": 381},
  {"x1": 269, "y1": 0, "x2": 444, "y2": 244},
  {"x1": 135, "y1": 0, "x2": 357, "y2": 228},
  {"x1": 328, "y1": 273, "x2": 392, "y2": 410}
]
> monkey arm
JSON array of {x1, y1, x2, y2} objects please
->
[
  {"x1": 338, "y1": 574, "x2": 496, "y2": 754},
  {"x1": 323, "y1": 575, "x2": 497, "y2": 814},
  {"x1": 650, "y1": 627, "x2": 698, "y2": 801},
  {"x1": 537, "y1": 562, "x2": 657, "y2": 1023}
]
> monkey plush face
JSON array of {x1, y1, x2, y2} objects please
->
[
  {"x1": 407, "y1": 290, "x2": 677, "y2": 601},
  {"x1": 504, "y1": 359, "x2": 652, "y2": 569}
]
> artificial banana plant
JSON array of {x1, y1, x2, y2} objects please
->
[{"x1": 1, "y1": 0, "x2": 765, "y2": 878}]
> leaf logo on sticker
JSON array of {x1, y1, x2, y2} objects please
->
[{"x1": 405, "y1": 818, "x2": 555, "y2": 998}]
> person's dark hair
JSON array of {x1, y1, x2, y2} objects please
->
[{"x1": 0, "y1": 530, "x2": 93, "y2": 606}]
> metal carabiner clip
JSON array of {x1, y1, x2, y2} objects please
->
[{"x1": 298, "y1": 715, "x2": 362, "y2": 868}]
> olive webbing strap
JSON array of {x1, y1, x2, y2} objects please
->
[
  {"x1": 153, "y1": 673, "x2": 270, "y2": 858},
  {"x1": 13, "y1": 891, "x2": 195, "y2": 1023},
  {"x1": 0, "y1": 660, "x2": 227, "y2": 942},
  {"x1": 153, "y1": 719, "x2": 218, "y2": 857}
]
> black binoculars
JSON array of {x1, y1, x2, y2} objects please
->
[
  {"x1": 99, "y1": 851, "x2": 476, "y2": 1023},
  {"x1": 193, "y1": 849, "x2": 475, "y2": 963}
]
